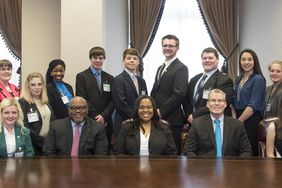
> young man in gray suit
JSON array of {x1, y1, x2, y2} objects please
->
[{"x1": 183, "y1": 89, "x2": 252, "y2": 157}]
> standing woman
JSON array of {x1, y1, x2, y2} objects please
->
[
  {"x1": 115, "y1": 95, "x2": 177, "y2": 155},
  {"x1": 45, "y1": 59, "x2": 74, "y2": 119},
  {"x1": 18, "y1": 72, "x2": 54, "y2": 155},
  {"x1": 264, "y1": 60, "x2": 282, "y2": 118},
  {"x1": 0, "y1": 98, "x2": 34, "y2": 157},
  {"x1": 233, "y1": 49, "x2": 266, "y2": 156},
  {"x1": 0, "y1": 60, "x2": 20, "y2": 101}
]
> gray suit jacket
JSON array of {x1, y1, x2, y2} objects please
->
[
  {"x1": 264, "y1": 82, "x2": 282, "y2": 118},
  {"x1": 183, "y1": 115, "x2": 252, "y2": 157},
  {"x1": 43, "y1": 117, "x2": 108, "y2": 155}
]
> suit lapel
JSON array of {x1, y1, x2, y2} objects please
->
[
  {"x1": 222, "y1": 117, "x2": 231, "y2": 154},
  {"x1": 0, "y1": 128, "x2": 8, "y2": 157},
  {"x1": 86, "y1": 68, "x2": 101, "y2": 94},
  {"x1": 206, "y1": 116, "x2": 216, "y2": 147},
  {"x1": 66, "y1": 120, "x2": 73, "y2": 154},
  {"x1": 79, "y1": 120, "x2": 91, "y2": 154},
  {"x1": 123, "y1": 71, "x2": 139, "y2": 96},
  {"x1": 134, "y1": 129, "x2": 140, "y2": 148}
]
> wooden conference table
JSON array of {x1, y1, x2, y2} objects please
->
[{"x1": 0, "y1": 156, "x2": 281, "y2": 188}]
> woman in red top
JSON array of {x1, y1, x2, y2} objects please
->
[{"x1": 0, "y1": 59, "x2": 20, "y2": 101}]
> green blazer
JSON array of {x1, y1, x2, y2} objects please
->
[{"x1": 0, "y1": 125, "x2": 34, "y2": 157}]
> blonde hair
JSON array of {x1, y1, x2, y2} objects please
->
[
  {"x1": 208, "y1": 89, "x2": 226, "y2": 101},
  {"x1": 20, "y1": 72, "x2": 48, "y2": 104},
  {"x1": 0, "y1": 98, "x2": 24, "y2": 133},
  {"x1": 0, "y1": 59, "x2": 13, "y2": 68},
  {"x1": 268, "y1": 60, "x2": 282, "y2": 70}
]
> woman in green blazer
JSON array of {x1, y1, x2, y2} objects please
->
[{"x1": 0, "y1": 98, "x2": 34, "y2": 157}]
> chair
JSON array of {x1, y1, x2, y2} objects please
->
[{"x1": 258, "y1": 117, "x2": 279, "y2": 157}]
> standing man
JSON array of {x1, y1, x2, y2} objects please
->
[
  {"x1": 150, "y1": 34, "x2": 188, "y2": 154},
  {"x1": 112, "y1": 48, "x2": 147, "y2": 136},
  {"x1": 183, "y1": 89, "x2": 252, "y2": 157},
  {"x1": 44, "y1": 96, "x2": 108, "y2": 156},
  {"x1": 76, "y1": 46, "x2": 114, "y2": 149},
  {"x1": 184, "y1": 47, "x2": 233, "y2": 124}
]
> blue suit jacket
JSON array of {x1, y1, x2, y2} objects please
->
[
  {"x1": 112, "y1": 70, "x2": 147, "y2": 134},
  {"x1": 0, "y1": 126, "x2": 34, "y2": 157}
]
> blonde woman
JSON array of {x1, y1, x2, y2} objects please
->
[
  {"x1": 265, "y1": 60, "x2": 282, "y2": 118},
  {"x1": 18, "y1": 72, "x2": 54, "y2": 155},
  {"x1": 0, "y1": 98, "x2": 34, "y2": 157}
]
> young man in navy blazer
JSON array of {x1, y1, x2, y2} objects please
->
[{"x1": 112, "y1": 48, "x2": 147, "y2": 136}]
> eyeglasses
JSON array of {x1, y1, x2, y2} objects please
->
[
  {"x1": 0, "y1": 67, "x2": 12, "y2": 71},
  {"x1": 162, "y1": 45, "x2": 177, "y2": 48},
  {"x1": 208, "y1": 99, "x2": 225, "y2": 104},
  {"x1": 69, "y1": 106, "x2": 87, "y2": 111}
]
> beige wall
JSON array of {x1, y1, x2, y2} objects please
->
[
  {"x1": 22, "y1": 0, "x2": 61, "y2": 83},
  {"x1": 22, "y1": 0, "x2": 127, "y2": 89}
]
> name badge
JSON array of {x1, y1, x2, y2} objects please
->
[
  {"x1": 266, "y1": 103, "x2": 271, "y2": 112},
  {"x1": 203, "y1": 89, "x2": 210, "y2": 99},
  {"x1": 14, "y1": 151, "x2": 24, "y2": 157},
  {"x1": 61, "y1": 96, "x2": 69, "y2": 104},
  {"x1": 103, "y1": 84, "x2": 111, "y2": 92},
  {"x1": 141, "y1": 90, "x2": 146, "y2": 95},
  {"x1": 27, "y1": 112, "x2": 40, "y2": 123}
]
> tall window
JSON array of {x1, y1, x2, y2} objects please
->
[
  {"x1": 0, "y1": 33, "x2": 21, "y2": 86},
  {"x1": 143, "y1": 0, "x2": 223, "y2": 92}
]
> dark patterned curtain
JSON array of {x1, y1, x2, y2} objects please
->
[{"x1": 197, "y1": 0, "x2": 238, "y2": 80}]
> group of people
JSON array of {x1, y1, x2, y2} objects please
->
[{"x1": 0, "y1": 34, "x2": 281, "y2": 158}]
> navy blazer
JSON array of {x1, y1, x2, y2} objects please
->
[
  {"x1": 47, "y1": 81, "x2": 74, "y2": 120},
  {"x1": 76, "y1": 68, "x2": 114, "y2": 123},
  {"x1": 150, "y1": 58, "x2": 188, "y2": 126},
  {"x1": 115, "y1": 120, "x2": 177, "y2": 155},
  {"x1": 183, "y1": 114, "x2": 252, "y2": 157},
  {"x1": 184, "y1": 70, "x2": 233, "y2": 119},
  {"x1": 43, "y1": 117, "x2": 108, "y2": 155},
  {"x1": 112, "y1": 70, "x2": 147, "y2": 134}
]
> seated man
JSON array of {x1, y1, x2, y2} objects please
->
[
  {"x1": 44, "y1": 96, "x2": 108, "y2": 156},
  {"x1": 183, "y1": 89, "x2": 252, "y2": 157}
]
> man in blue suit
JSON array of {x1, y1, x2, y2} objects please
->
[{"x1": 112, "y1": 48, "x2": 147, "y2": 136}]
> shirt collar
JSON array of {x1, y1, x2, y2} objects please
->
[
  {"x1": 3, "y1": 126, "x2": 14, "y2": 135},
  {"x1": 164, "y1": 56, "x2": 177, "y2": 67},
  {"x1": 90, "y1": 66, "x2": 102, "y2": 75},
  {"x1": 125, "y1": 69, "x2": 136, "y2": 78},
  {"x1": 210, "y1": 114, "x2": 224, "y2": 125}
]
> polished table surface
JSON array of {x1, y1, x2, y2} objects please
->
[{"x1": 0, "y1": 156, "x2": 281, "y2": 188}]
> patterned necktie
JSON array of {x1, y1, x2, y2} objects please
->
[
  {"x1": 71, "y1": 124, "x2": 80, "y2": 156},
  {"x1": 95, "y1": 71, "x2": 101, "y2": 90},
  {"x1": 214, "y1": 119, "x2": 222, "y2": 157},
  {"x1": 157, "y1": 63, "x2": 166, "y2": 81},
  {"x1": 193, "y1": 74, "x2": 207, "y2": 107},
  {"x1": 131, "y1": 75, "x2": 139, "y2": 94}
]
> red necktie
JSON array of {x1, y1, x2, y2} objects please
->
[{"x1": 71, "y1": 124, "x2": 80, "y2": 156}]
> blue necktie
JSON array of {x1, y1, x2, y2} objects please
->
[
  {"x1": 214, "y1": 119, "x2": 222, "y2": 157},
  {"x1": 94, "y1": 72, "x2": 101, "y2": 90}
]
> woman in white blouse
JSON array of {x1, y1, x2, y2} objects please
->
[
  {"x1": 115, "y1": 95, "x2": 177, "y2": 155},
  {"x1": 0, "y1": 98, "x2": 34, "y2": 157},
  {"x1": 18, "y1": 72, "x2": 54, "y2": 155}
]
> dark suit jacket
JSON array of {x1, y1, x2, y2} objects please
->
[
  {"x1": 43, "y1": 117, "x2": 108, "y2": 155},
  {"x1": 264, "y1": 82, "x2": 282, "y2": 118},
  {"x1": 184, "y1": 70, "x2": 233, "y2": 119},
  {"x1": 0, "y1": 126, "x2": 34, "y2": 157},
  {"x1": 112, "y1": 70, "x2": 147, "y2": 134},
  {"x1": 150, "y1": 58, "x2": 188, "y2": 126},
  {"x1": 115, "y1": 120, "x2": 177, "y2": 155},
  {"x1": 18, "y1": 98, "x2": 54, "y2": 155},
  {"x1": 76, "y1": 68, "x2": 114, "y2": 123},
  {"x1": 183, "y1": 114, "x2": 252, "y2": 157},
  {"x1": 47, "y1": 81, "x2": 74, "y2": 120}
]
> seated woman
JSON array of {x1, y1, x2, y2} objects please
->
[
  {"x1": 0, "y1": 59, "x2": 20, "y2": 101},
  {"x1": 45, "y1": 59, "x2": 74, "y2": 120},
  {"x1": 18, "y1": 72, "x2": 54, "y2": 156},
  {"x1": 115, "y1": 95, "x2": 177, "y2": 155},
  {"x1": 266, "y1": 99, "x2": 282, "y2": 158},
  {"x1": 0, "y1": 98, "x2": 34, "y2": 157}
]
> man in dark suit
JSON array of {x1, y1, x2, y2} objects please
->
[
  {"x1": 183, "y1": 89, "x2": 252, "y2": 157},
  {"x1": 75, "y1": 46, "x2": 114, "y2": 147},
  {"x1": 43, "y1": 96, "x2": 108, "y2": 156},
  {"x1": 184, "y1": 47, "x2": 233, "y2": 124},
  {"x1": 112, "y1": 48, "x2": 147, "y2": 135},
  {"x1": 150, "y1": 34, "x2": 188, "y2": 154}
]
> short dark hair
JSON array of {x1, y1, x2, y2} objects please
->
[
  {"x1": 201, "y1": 47, "x2": 219, "y2": 59},
  {"x1": 89, "y1": 46, "x2": 106, "y2": 59},
  {"x1": 162, "y1": 34, "x2": 179, "y2": 47},
  {"x1": 123, "y1": 48, "x2": 140, "y2": 60}
]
